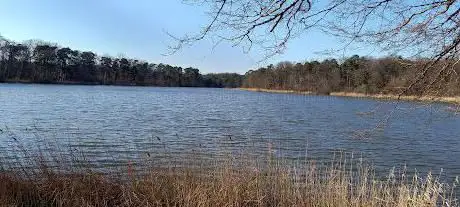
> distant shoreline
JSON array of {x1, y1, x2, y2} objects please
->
[
  {"x1": 2, "y1": 82, "x2": 459, "y2": 104},
  {"x1": 238, "y1": 88, "x2": 460, "y2": 104},
  {"x1": 0, "y1": 80, "x2": 226, "y2": 88},
  {"x1": 1, "y1": 80, "x2": 110, "y2": 86}
]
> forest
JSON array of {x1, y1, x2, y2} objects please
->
[
  {"x1": 2, "y1": 36, "x2": 459, "y2": 96},
  {"x1": 0, "y1": 36, "x2": 243, "y2": 88},
  {"x1": 244, "y1": 56, "x2": 460, "y2": 96}
]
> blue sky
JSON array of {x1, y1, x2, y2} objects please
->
[{"x1": 0, "y1": 0, "x2": 380, "y2": 74}]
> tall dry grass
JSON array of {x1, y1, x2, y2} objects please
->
[
  {"x1": 237, "y1": 88, "x2": 460, "y2": 104},
  {"x1": 0, "y1": 129, "x2": 458, "y2": 206},
  {"x1": 0, "y1": 150, "x2": 458, "y2": 206}
]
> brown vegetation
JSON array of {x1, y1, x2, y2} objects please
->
[
  {"x1": 239, "y1": 88, "x2": 460, "y2": 104},
  {"x1": 0, "y1": 148, "x2": 458, "y2": 207}
]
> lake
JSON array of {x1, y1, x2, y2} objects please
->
[{"x1": 1, "y1": 83, "x2": 459, "y2": 179}]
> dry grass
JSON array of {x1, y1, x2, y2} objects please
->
[
  {"x1": 238, "y1": 88, "x2": 460, "y2": 104},
  {"x1": 0, "y1": 152, "x2": 458, "y2": 207},
  {"x1": 0, "y1": 129, "x2": 458, "y2": 206},
  {"x1": 330, "y1": 92, "x2": 460, "y2": 104},
  {"x1": 238, "y1": 88, "x2": 314, "y2": 95}
]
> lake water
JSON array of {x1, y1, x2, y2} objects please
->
[{"x1": 1, "y1": 84, "x2": 459, "y2": 179}]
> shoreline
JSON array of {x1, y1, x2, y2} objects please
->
[
  {"x1": 237, "y1": 88, "x2": 315, "y2": 95},
  {"x1": 238, "y1": 88, "x2": 460, "y2": 104},
  {"x1": 0, "y1": 80, "x2": 223, "y2": 88}
]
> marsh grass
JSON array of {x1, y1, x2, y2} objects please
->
[
  {"x1": 238, "y1": 88, "x2": 460, "y2": 104},
  {"x1": 0, "y1": 133, "x2": 458, "y2": 206}
]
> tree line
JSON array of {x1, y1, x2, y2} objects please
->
[
  {"x1": 0, "y1": 36, "x2": 243, "y2": 88},
  {"x1": 174, "y1": 0, "x2": 459, "y2": 96},
  {"x1": 243, "y1": 56, "x2": 460, "y2": 96},
  {"x1": 2, "y1": 35, "x2": 459, "y2": 96}
]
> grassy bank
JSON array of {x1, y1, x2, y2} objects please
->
[
  {"x1": 331, "y1": 92, "x2": 460, "y2": 104},
  {"x1": 238, "y1": 88, "x2": 314, "y2": 95},
  {"x1": 0, "y1": 130, "x2": 458, "y2": 206},
  {"x1": 239, "y1": 88, "x2": 460, "y2": 104},
  {"x1": 0, "y1": 154, "x2": 458, "y2": 206}
]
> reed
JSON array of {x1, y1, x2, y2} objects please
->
[
  {"x1": 0, "y1": 146, "x2": 458, "y2": 207},
  {"x1": 238, "y1": 88, "x2": 460, "y2": 104},
  {"x1": 238, "y1": 87, "x2": 314, "y2": 95}
]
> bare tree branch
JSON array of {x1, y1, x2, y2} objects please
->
[{"x1": 170, "y1": 0, "x2": 460, "y2": 95}]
